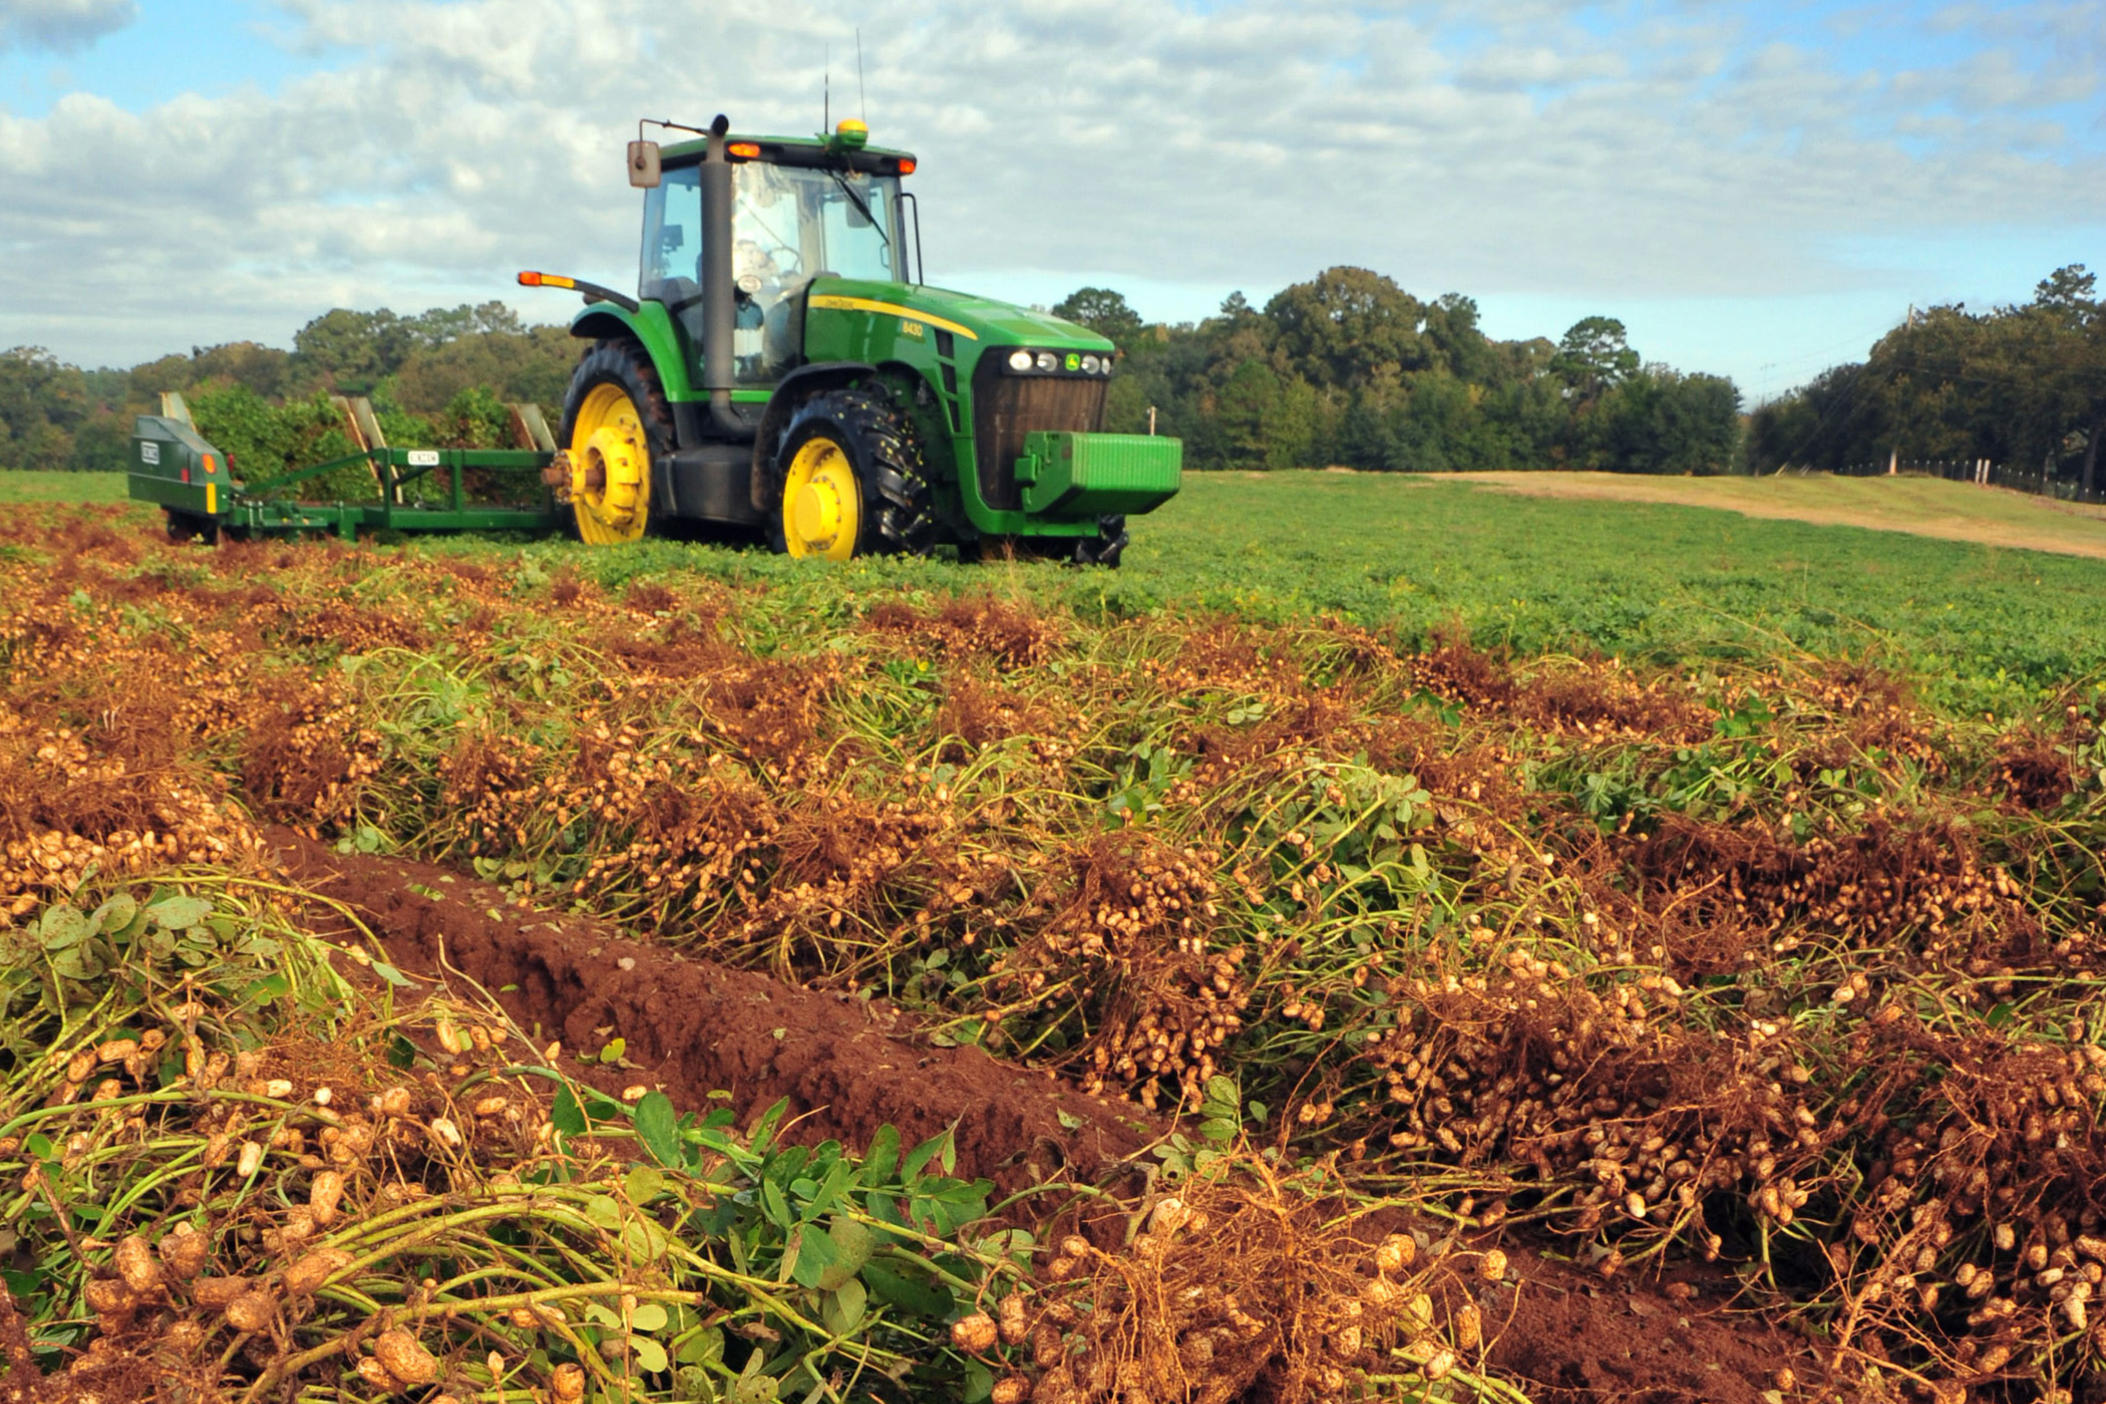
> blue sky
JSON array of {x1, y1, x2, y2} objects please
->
[{"x1": 1, "y1": 0, "x2": 2101, "y2": 397}]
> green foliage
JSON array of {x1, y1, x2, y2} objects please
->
[
  {"x1": 437, "y1": 385, "x2": 516, "y2": 448},
  {"x1": 1050, "y1": 286, "x2": 1144, "y2": 346},
  {"x1": 1580, "y1": 367, "x2": 1742, "y2": 475},
  {"x1": 2, "y1": 302, "x2": 569, "y2": 480},
  {"x1": 1074, "y1": 268, "x2": 1740, "y2": 476},
  {"x1": 1750, "y1": 263, "x2": 2106, "y2": 490},
  {"x1": 129, "y1": 341, "x2": 296, "y2": 402},
  {"x1": 0, "y1": 347, "x2": 91, "y2": 472},
  {"x1": 1549, "y1": 314, "x2": 1641, "y2": 396},
  {"x1": 391, "y1": 323, "x2": 576, "y2": 417},
  {"x1": 293, "y1": 301, "x2": 534, "y2": 396},
  {"x1": 187, "y1": 386, "x2": 377, "y2": 501},
  {"x1": 0, "y1": 884, "x2": 1015, "y2": 1404}
]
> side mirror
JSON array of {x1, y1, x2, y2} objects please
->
[{"x1": 627, "y1": 140, "x2": 662, "y2": 189}]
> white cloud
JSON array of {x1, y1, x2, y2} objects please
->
[
  {"x1": 0, "y1": 0, "x2": 2101, "y2": 371},
  {"x1": 0, "y1": 0, "x2": 135, "y2": 53}
]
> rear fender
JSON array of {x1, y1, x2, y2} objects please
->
[{"x1": 569, "y1": 302, "x2": 696, "y2": 401}]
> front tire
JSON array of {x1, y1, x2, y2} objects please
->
[
  {"x1": 558, "y1": 339, "x2": 674, "y2": 546},
  {"x1": 772, "y1": 387, "x2": 934, "y2": 561}
]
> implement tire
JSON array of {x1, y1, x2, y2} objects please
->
[
  {"x1": 772, "y1": 387, "x2": 935, "y2": 561},
  {"x1": 558, "y1": 339, "x2": 674, "y2": 546},
  {"x1": 164, "y1": 509, "x2": 219, "y2": 546}
]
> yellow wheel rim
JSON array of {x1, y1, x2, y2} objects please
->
[
  {"x1": 781, "y1": 434, "x2": 861, "y2": 561},
  {"x1": 568, "y1": 383, "x2": 651, "y2": 545}
]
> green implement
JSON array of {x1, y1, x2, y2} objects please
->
[{"x1": 129, "y1": 400, "x2": 562, "y2": 544}]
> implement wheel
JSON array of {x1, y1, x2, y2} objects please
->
[
  {"x1": 164, "y1": 509, "x2": 220, "y2": 546},
  {"x1": 772, "y1": 387, "x2": 934, "y2": 561},
  {"x1": 558, "y1": 339, "x2": 673, "y2": 545}
]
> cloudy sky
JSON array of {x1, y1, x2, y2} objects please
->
[{"x1": 1, "y1": 0, "x2": 2100, "y2": 400}]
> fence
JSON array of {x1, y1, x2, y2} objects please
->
[{"x1": 1825, "y1": 457, "x2": 2106, "y2": 507}]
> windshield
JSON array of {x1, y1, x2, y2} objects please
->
[
  {"x1": 731, "y1": 161, "x2": 902, "y2": 383},
  {"x1": 733, "y1": 162, "x2": 901, "y2": 291}
]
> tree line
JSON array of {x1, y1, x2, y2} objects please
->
[
  {"x1": 1747, "y1": 265, "x2": 2106, "y2": 493},
  {"x1": 6, "y1": 265, "x2": 1753, "y2": 478},
  {"x1": 1058, "y1": 267, "x2": 1742, "y2": 474}
]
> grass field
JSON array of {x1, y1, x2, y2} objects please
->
[
  {"x1": 389, "y1": 469, "x2": 2097, "y2": 719},
  {"x1": 0, "y1": 469, "x2": 130, "y2": 503},
  {"x1": 1457, "y1": 470, "x2": 2106, "y2": 559},
  {"x1": 13, "y1": 466, "x2": 2100, "y2": 715},
  {"x1": 4, "y1": 486, "x2": 2106, "y2": 1402}
]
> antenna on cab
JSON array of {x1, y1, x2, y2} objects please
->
[{"x1": 856, "y1": 29, "x2": 867, "y2": 122}]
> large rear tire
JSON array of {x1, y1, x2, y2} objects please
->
[
  {"x1": 558, "y1": 340, "x2": 674, "y2": 546},
  {"x1": 772, "y1": 387, "x2": 935, "y2": 561}
]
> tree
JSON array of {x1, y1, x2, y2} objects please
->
[
  {"x1": 1264, "y1": 267, "x2": 1429, "y2": 391},
  {"x1": 1550, "y1": 317, "x2": 1640, "y2": 402},
  {"x1": 407, "y1": 301, "x2": 527, "y2": 347},
  {"x1": 2034, "y1": 264, "x2": 2098, "y2": 326},
  {"x1": 2030, "y1": 266, "x2": 2105, "y2": 493},
  {"x1": 392, "y1": 325, "x2": 576, "y2": 415},
  {"x1": 1590, "y1": 368, "x2": 1741, "y2": 474},
  {"x1": 1051, "y1": 287, "x2": 1144, "y2": 348},
  {"x1": 0, "y1": 347, "x2": 89, "y2": 471},
  {"x1": 292, "y1": 308, "x2": 415, "y2": 394},
  {"x1": 1215, "y1": 360, "x2": 1281, "y2": 469},
  {"x1": 1423, "y1": 293, "x2": 1497, "y2": 385}
]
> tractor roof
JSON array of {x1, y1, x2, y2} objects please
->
[{"x1": 662, "y1": 131, "x2": 915, "y2": 170}]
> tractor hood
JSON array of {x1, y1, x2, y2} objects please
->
[{"x1": 806, "y1": 278, "x2": 1115, "y2": 354}]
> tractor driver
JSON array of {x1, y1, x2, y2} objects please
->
[{"x1": 732, "y1": 167, "x2": 807, "y2": 380}]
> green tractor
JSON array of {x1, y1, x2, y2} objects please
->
[{"x1": 520, "y1": 114, "x2": 1181, "y2": 564}]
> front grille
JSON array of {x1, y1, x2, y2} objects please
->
[{"x1": 972, "y1": 356, "x2": 1107, "y2": 511}]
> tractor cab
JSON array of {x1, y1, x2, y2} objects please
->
[{"x1": 639, "y1": 123, "x2": 914, "y2": 392}]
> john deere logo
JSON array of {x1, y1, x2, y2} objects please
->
[{"x1": 1064, "y1": 353, "x2": 1081, "y2": 372}]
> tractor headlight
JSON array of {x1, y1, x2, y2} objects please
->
[
  {"x1": 1035, "y1": 351, "x2": 1059, "y2": 373},
  {"x1": 1081, "y1": 354, "x2": 1101, "y2": 374},
  {"x1": 1007, "y1": 349, "x2": 1034, "y2": 372}
]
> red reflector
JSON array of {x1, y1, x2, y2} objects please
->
[
  {"x1": 180, "y1": 466, "x2": 190, "y2": 483},
  {"x1": 897, "y1": 158, "x2": 916, "y2": 175}
]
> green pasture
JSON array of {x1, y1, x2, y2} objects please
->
[
  {"x1": 531, "y1": 472, "x2": 2106, "y2": 715},
  {"x1": 0, "y1": 470, "x2": 129, "y2": 503},
  {"x1": 11, "y1": 466, "x2": 2101, "y2": 713}
]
